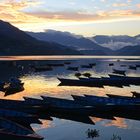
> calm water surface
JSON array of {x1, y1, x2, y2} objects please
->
[{"x1": 0, "y1": 56, "x2": 140, "y2": 140}]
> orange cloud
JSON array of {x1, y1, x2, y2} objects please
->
[
  {"x1": 0, "y1": 0, "x2": 140, "y2": 32},
  {"x1": 0, "y1": 0, "x2": 43, "y2": 24},
  {"x1": 112, "y1": 3, "x2": 128, "y2": 7},
  {"x1": 25, "y1": 9, "x2": 140, "y2": 22},
  {"x1": 137, "y1": 4, "x2": 140, "y2": 8}
]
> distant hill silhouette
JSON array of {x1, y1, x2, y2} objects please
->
[
  {"x1": 1, "y1": 20, "x2": 140, "y2": 56},
  {"x1": 116, "y1": 45, "x2": 140, "y2": 55},
  {"x1": 91, "y1": 35, "x2": 139, "y2": 50},
  {"x1": 0, "y1": 20, "x2": 80, "y2": 55},
  {"x1": 27, "y1": 30, "x2": 113, "y2": 55}
]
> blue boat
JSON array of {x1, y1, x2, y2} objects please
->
[
  {"x1": 0, "y1": 118, "x2": 43, "y2": 140},
  {"x1": 72, "y1": 95, "x2": 140, "y2": 105},
  {"x1": 106, "y1": 94, "x2": 134, "y2": 99},
  {"x1": 67, "y1": 66, "x2": 79, "y2": 71},
  {"x1": 112, "y1": 69, "x2": 126, "y2": 75},
  {"x1": 84, "y1": 95, "x2": 140, "y2": 104},
  {"x1": 41, "y1": 96, "x2": 115, "y2": 120},
  {"x1": 58, "y1": 78, "x2": 104, "y2": 87}
]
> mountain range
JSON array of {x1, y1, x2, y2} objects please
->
[
  {"x1": 0, "y1": 20, "x2": 80, "y2": 55},
  {"x1": 27, "y1": 30, "x2": 112, "y2": 55},
  {"x1": 27, "y1": 30, "x2": 140, "y2": 55},
  {"x1": 0, "y1": 19, "x2": 140, "y2": 56},
  {"x1": 91, "y1": 35, "x2": 140, "y2": 50}
]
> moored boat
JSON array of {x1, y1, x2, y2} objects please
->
[
  {"x1": 112, "y1": 69, "x2": 126, "y2": 75},
  {"x1": 0, "y1": 118, "x2": 43, "y2": 140},
  {"x1": 67, "y1": 66, "x2": 79, "y2": 71},
  {"x1": 72, "y1": 95, "x2": 140, "y2": 106},
  {"x1": 89, "y1": 63, "x2": 96, "y2": 67},
  {"x1": 58, "y1": 77, "x2": 132, "y2": 88},
  {"x1": 129, "y1": 65, "x2": 137, "y2": 70},
  {"x1": 106, "y1": 94, "x2": 134, "y2": 99},
  {"x1": 131, "y1": 92, "x2": 140, "y2": 98},
  {"x1": 58, "y1": 78, "x2": 104, "y2": 87},
  {"x1": 41, "y1": 96, "x2": 96, "y2": 115},
  {"x1": 84, "y1": 94, "x2": 140, "y2": 104},
  {"x1": 0, "y1": 98, "x2": 45, "y2": 115},
  {"x1": 47, "y1": 63, "x2": 64, "y2": 67},
  {"x1": 4, "y1": 84, "x2": 24, "y2": 96},
  {"x1": 0, "y1": 109, "x2": 42, "y2": 129},
  {"x1": 81, "y1": 65, "x2": 93, "y2": 68},
  {"x1": 33, "y1": 65, "x2": 53, "y2": 72},
  {"x1": 109, "y1": 63, "x2": 114, "y2": 66}
]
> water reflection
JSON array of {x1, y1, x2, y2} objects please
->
[
  {"x1": 86, "y1": 129, "x2": 100, "y2": 139},
  {"x1": 104, "y1": 118, "x2": 127, "y2": 128},
  {"x1": 0, "y1": 57, "x2": 140, "y2": 140}
]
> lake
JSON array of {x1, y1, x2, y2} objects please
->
[{"x1": 0, "y1": 55, "x2": 140, "y2": 140}]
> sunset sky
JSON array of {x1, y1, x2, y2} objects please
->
[{"x1": 0, "y1": 0, "x2": 140, "y2": 36}]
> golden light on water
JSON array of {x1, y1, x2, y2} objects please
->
[
  {"x1": 104, "y1": 117, "x2": 128, "y2": 128},
  {"x1": 1, "y1": 73, "x2": 138, "y2": 100}
]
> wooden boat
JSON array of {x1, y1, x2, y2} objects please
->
[
  {"x1": 72, "y1": 95, "x2": 140, "y2": 105},
  {"x1": 67, "y1": 67, "x2": 79, "y2": 71},
  {"x1": 0, "y1": 98, "x2": 45, "y2": 115},
  {"x1": 47, "y1": 63, "x2": 64, "y2": 67},
  {"x1": 41, "y1": 96, "x2": 96, "y2": 114},
  {"x1": 0, "y1": 109, "x2": 41, "y2": 129},
  {"x1": 33, "y1": 65, "x2": 53, "y2": 72},
  {"x1": 108, "y1": 74, "x2": 140, "y2": 82},
  {"x1": 85, "y1": 77, "x2": 127, "y2": 87},
  {"x1": 41, "y1": 96, "x2": 84, "y2": 108},
  {"x1": 136, "y1": 64, "x2": 140, "y2": 67},
  {"x1": 129, "y1": 66, "x2": 137, "y2": 70},
  {"x1": 23, "y1": 97, "x2": 45, "y2": 104},
  {"x1": 89, "y1": 63, "x2": 96, "y2": 66},
  {"x1": 58, "y1": 78, "x2": 104, "y2": 87},
  {"x1": 42, "y1": 95, "x2": 97, "y2": 115},
  {"x1": 4, "y1": 85, "x2": 24, "y2": 96},
  {"x1": 108, "y1": 74, "x2": 125, "y2": 78},
  {"x1": 131, "y1": 92, "x2": 140, "y2": 98},
  {"x1": 120, "y1": 64, "x2": 127, "y2": 67},
  {"x1": 112, "y1": 69, "x2": 126, "y2": 75},
  {"x1": 62, "y1": 76, "x2": 131, "y2": 87},
  {"x1": 0, "y1": 118, "x2": 43, "y2": 140},
  {"x1": 89, "y1": 77, "x2": 100, "y2": 80},
  {"x1": 84, "y1": 95, "x2": 140, "y2": 104},
  {"x1": 106, "y1": 94, "x2": 134, "y2": 99},
  {"x1": 0, "y1": 98, "x2": 52, "y2": 120},
  {"x1": 99, "y1": 77, "x2": 129, "y2": 87},
  {"x1": 64, "y1": 62, "x2": 71, "y2": 65},
  {"x1": 41, "y1": 96, "x2": 115, "y2": 120},
  {"x1": 23, "y1": 97, "x2": 50, "y2": 108},
  {"x1": 81, "y1": 65, "x2": 93, "y2": 68},
  {"x1": 58, "y1": 77, "x2": 130, "y2": 88},
  {"x1": 3, "y1": 77, "x2": 24, "y2": 96},
  {"x1": 79, "y1": 77, "x2": 100, "y2": 81},
  {"x1": 109, "y1": 63, "x2": 114, "y2": 66},
  {"x1": 49, "y1": 112, "x2": 95, "y2": 125},
  {"x1": 109, "y1": 74, "x2": 140, "y2": 79}
]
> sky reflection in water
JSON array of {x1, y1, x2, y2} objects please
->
[{"x1": 0, "y1": 56, "x2": 140, "y2": 140}]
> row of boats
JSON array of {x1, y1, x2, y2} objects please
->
[
  {"x1": 30, "y1": 62, "x2": 71, "y2": 72},
  {"x1": 1, "y1": 91, "x2": 140, "y2": 139},
  {"x1": 58, "y1": 74, "x2": 140, "y2": 88},
  {"x1": 30, "y1": 61, "x2": 140, "y2": 72}
]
